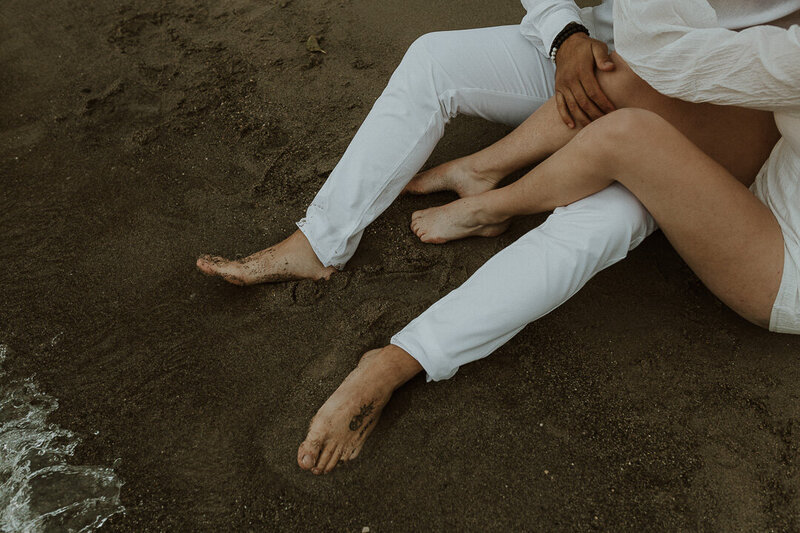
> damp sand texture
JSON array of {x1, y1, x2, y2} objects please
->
[{"x1": 3, "y1": 0, "x2": 800, "y2": 531}]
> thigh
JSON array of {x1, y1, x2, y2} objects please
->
[
  {"x1": 603, "y1": 110, "x2": 784, "y2": 327},
  {"x1": 416, "y1": 25, "x2": 557, "y2": 126},
  {"x1": 599, "y1": 52, "x2": 781, "y2": 184}
]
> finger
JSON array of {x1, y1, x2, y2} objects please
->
[
  {"x1": 580, "y1": 74, "x2": 616, "y2": 115},
  {"x1": 564, "y1": 87, "x2": 592, "y2": 127},
  {"x1": 575, "y1": 79, "x2": 605, "y2": 121},
  {"x1": 555, "y1": 92, "x2": 575, "y2": 128},
  {"x1": 592, "y1": 41, "x2": 615, "y2": 71}
]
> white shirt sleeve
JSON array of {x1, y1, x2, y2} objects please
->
[
  {"x1": 614, "y1": 0, "x2": 800, "y2": 112},
  {"x1": 519, "y1": 0, "x2": 584, "y2": 57}
]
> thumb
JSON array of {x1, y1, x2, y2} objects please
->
[{"x1": 592, "y1": 43, "x2": 615, "y2": 71}]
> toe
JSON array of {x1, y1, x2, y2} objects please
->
[
  {"x1": 339, "y1": 445, "x2": 354, "y2": 463},
  {"x1": 297, "y1": 438, "x2": 322, "y2": 471},
  {"x1": 196, "y1": 255, "x2": 249, "y2": 284},
  {"x1": 312, "y1": 444, "x2": 335, "y2": 475},
  {"x1": 322, "y1": 444, "x2": 344, "y2": 474},
  {"x1": 196, "y1": 255, "x2": 221, "y2": 274}
]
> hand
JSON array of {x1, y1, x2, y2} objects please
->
[{"x1": 554, "y1": 32, "x2": 616, "y2": 128}]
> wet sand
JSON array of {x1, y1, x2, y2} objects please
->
[{"x1": 3, "y1": 0, "x2": 800, "y2": 530}]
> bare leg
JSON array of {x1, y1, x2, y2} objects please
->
[
  {"x1": 406, "y1": 52, "x2": 778, "y2": 199},
  {"x1": 404, "y1": 97, "x2": 578, "y2": 197},
  {"x1": 411, "y1": 56, "x2": 780, "y2": 244},
  {"x1": 419, "y1": 109, "x2": 784, "y2": 326}
]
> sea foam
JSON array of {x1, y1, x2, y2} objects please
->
[{"x1": 0, "y1": 344, "x2": 124, "y2": 532}]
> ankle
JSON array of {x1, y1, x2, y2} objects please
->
[
  {"x1": 363, "y1": 345, "x2": 422, "y2": 392},
  {"x1": 289, "y1": 230, "x2": 327, "y2": 264},
  {"x1": 469, "y1": 150, "x2": 517, "y2": 183},
  {"x1": 467, "y1": 196, "x2": 506, "y2": 225},
  {"x1": 464, "y1": 157, "x2": 499, "y2": 183}
]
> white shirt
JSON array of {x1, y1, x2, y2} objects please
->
[
  {"x1": 613, "y1": 1, "x2": 800, "y2": 118},
  {"x1": 519, "y1": 0, "x2": 800, "y2": 58},
  {"x1": 706, "y1": 0, "x2": 800, "y2": 30}
]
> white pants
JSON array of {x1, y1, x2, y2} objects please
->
[{"x1": 296, "y1": 25, "x2": 657, "y2": 381}]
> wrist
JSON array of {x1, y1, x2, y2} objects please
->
[
  {"x1": 555, "y1": 32, "x2": 588, "y2": 63},
  {"x1": 549, "y1": 22, "x2": 589, "y2": 61}
]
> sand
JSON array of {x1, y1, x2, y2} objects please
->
[{"x1": 2, "y1": 0, "x2": 800, "y2": 530}]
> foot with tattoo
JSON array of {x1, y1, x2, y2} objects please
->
[{"x1": 297, "y1": 345, "x2": 422, "y2": 474}]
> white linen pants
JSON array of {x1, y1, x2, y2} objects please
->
[{"x1": 296, "y1": 25, "x2": 657, "y2": 381}]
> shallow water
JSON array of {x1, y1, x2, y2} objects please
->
[{"x1": 0, "y1": 344, "x2": 124, "y2": 532}]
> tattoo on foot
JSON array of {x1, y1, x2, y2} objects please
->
[
  {"x1": 358, "y1": 417, "x2": 375, "y2": 438},
  {"x1": 349, "y1": 402, "x2": 375, "y2": 431}
]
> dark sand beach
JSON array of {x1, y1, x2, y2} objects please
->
[{"x1": 2, "y1": 0, "x2": 800, "y2": 530}]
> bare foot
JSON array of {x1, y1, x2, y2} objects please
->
[
  {"x1": 403, "y1": 157, "x2": 502, "y2": 198},
  {"x1": 297, "y1": 346, "x2": 422, "y2": 475},
  {"x1": 196, "y1": 230, "x2": 336, "y2": 285},
  {"x1": 410, "y1": 198, "x2": 510, "y2": 244}
]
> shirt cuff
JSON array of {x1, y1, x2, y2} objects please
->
[{"x1": 541, "y1": 9, "x2": 585, "y2": 56}]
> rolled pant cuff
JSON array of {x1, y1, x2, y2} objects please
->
[
  {"x1": 296, "y1": 217, "x2": 344, "y2": 270},
  {"x1": 390, "y1": 330, "x2": 458, "y2": 383}
]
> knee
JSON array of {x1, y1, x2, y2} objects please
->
[
  {"x1": 390, "y1": 31, "x2": 457, "y2": 99},
  {"x1": 597, "y1": 107, "x2": 667, "y2": 136},
  {"x1": 578, "y1": 108, "x2": 671, "y2": 156},
  {"x1": 401, "y1": 31, "x2": 452, "y2": 72},
  {"x1": 596, "y1": 52, "x2": 653, "y2": 108}
]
